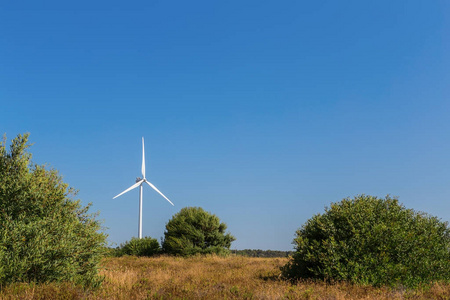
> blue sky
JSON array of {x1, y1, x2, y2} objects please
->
[{"x1": 1, "y1": 1, "x2": 449, "y2": 251}]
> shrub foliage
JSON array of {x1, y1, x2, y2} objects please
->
[
  {"x1": 0, "y1": 133, "x2": 107, "y2": 286},
  {"x1": 282, "y1": 195, "x2": 450, "y2": 287},
  {"x1": 116, "y1": 236, "x2": 160, "y2": 257},
  {"x1": 163, "y1": 206, "x2": 235, "y2": 256}
]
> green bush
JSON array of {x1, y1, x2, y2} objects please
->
[
  {"x1": 162, "y1": 207, "x2": 235, "y2": 256},
  {"x1": 116, "y1": 237, "x2": 160, "y2": 257},
  {"x1": 0, "y1": 133, "x2": 107, "y2": 287},
  {"x1": 282, "y1": 195, "x2": 450, "y2": 288}
]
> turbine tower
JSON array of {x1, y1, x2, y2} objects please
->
[{"x1": 113, "y1": 137, "x2": 174, "y2": 239}]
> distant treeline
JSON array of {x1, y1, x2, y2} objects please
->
[{"x1": 232, "y1": 249, "x2": 293, "y2": 258}]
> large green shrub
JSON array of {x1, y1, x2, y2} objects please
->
[
  {"x1": 0, "y1": 133, "x2": 107, "y2": 287},
  {"x1": 282, "y1": 195, "x2": 450, "y2": 287},
  {"x1": 162, "y1": 207, "x2": 235, "y2": 256},
  {"x1": 116, "y1": 237, "x2": 160, "y2": 257}
]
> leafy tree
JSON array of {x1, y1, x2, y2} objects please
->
[
  {"x1": 282, "y1": 195, "x2": 450, "y2": 287},
  {"x1": 162, "y1": 207, "x2": 235, "y2": 256},
  {"x1": 0, "y1": 133, "x2": 107, "y2": 287},
  {"x1": 116, "y1": 236, "x2": 160, "y2": 257}
]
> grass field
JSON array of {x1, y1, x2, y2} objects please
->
[{"x1": 1, "y1": 255, "x2": 450, "y2": 299}]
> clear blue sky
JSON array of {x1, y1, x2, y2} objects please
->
[{"x1": 1, "y1": 1, "x2": 449, "y2": 251}]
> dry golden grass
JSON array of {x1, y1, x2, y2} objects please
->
[{"x1": 1, "y1": 255, "x2": 450, "y2": 299}]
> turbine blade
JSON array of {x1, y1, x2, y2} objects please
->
[
  {"x1": 144, "y1": 180, "x2": 174, "y2": 206},
  {"x1": 113, "y1": 180, "x2": 143, "y2": 199},
  {"x1": 141, "y1": 137, "x2": 145, "y2": 178}
]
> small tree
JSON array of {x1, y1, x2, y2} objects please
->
[
  {"x1": 162, "y1": 207, "x2": 235, "y2": 256},
  {"x1": 282, "y1": 195, "x2": 450, "y2": 287},
  {"x1": 116, "y1": 236, "x2": 160, "y2": 257},
  {"x1": 0, "y1": 133, "x2": 107, "y2": 287}
]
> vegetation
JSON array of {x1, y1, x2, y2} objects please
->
[
  {"x1": 1, "y1": 255, "x2": 450, "y2": 299},
  {"x1": 3, "y1": 133, "x2": 449, "y2": 298},
  {"x1": 115, "y1": 236, "x2": 160, "y2": 257},
  {"x1": 162, "y1": 206, "x2": 235, "y2": 256},
  {"x1": 234, "y1": 249, "x2": 293, "y2": 257},
  {"x1": 282, "y1": 195, "x2": 450, "y2": 288},
  {"x1": 0, "y1": 133, "x2": 107, "y2": 287}
]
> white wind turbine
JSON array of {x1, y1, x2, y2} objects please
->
[{"x1": 113, "y1": 137, "x2": 174, "y2": 239}]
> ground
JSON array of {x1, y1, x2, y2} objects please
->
[{"x1": 1, "y1": 255, "x2": 450, "y2": 299}]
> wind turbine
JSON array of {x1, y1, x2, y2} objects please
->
[{"x1": 113, "y1": 137, "x2": 174, "y2": 239}]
